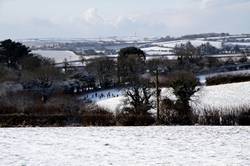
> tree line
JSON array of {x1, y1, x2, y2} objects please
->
[{"x1": 0, "y1": 39, "x2": 249, "y2": 126}]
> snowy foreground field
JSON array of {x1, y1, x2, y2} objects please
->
[{"x1": 0, "y1": 127, "x2": 249, "y2": 166}]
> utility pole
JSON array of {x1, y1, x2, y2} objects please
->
[{"x1": 156, "y1": 68, "x2": 160, "y2": 123}]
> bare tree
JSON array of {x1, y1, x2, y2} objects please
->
[
  {"x1": 117, "y1": 82, "x2": 156, "y2": 125},
  {"x1": 125, "y1": 86, "x2": 155, "y2": 115}
]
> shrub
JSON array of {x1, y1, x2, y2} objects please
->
[
  {"x1": 238, "y1": 56, "x2": 248, "y2": 63},
  {"x1": 0, "y1": 114, "x2": 82, "y2": 127},
  {"x1": 238, "y1": 109, "x2": 250, "y2": 125},
  {"x1": 159, "y1": 98, "x2": 179, "y2": 125},
  {"x1": 0, "y1": 67, "x2": 19, "y2": 82},
  {"x1": 197, "y1": 110, "x2": 222, "y2": 125},
  {"x1": 0, "y1": 92, "x2": 84, "y2": 127},
  {"x1": 81, "y1": 105, "x2": 116, "y2": 126},
  {"x1": 116, "y1": 107, "x2": 155, "y2": 126},
  {"x1": 196, "y1": 107, "x2": 250, "y2": 125},
  {"x1": 161, "y1": 71, "x2": 200, "y2": 125}
]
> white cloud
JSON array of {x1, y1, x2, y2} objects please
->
[
  {"x1": 80, "y1": 8, "x2": 104, "y2": 25},
  {"x1": 199, "y1": 0, "x2": 250, "y2": 9},
  {"x1": 200, "y1": 0, "x2": 215, "y2": 9}
]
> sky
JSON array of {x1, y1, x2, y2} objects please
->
[{"x1": 0, "y1": 0, "x2": 250, "y2": 39}]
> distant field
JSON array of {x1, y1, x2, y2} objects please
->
[
  {"x1": 32, "y1": 50, "x2": 80, "y2": 63},
  {"x1": 152, "y1": 39, "x2": 222, "y2": 49},
  {"x1": 30, "y1": 34, "x2": 250, "y2": 59}
]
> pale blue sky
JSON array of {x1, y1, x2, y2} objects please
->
[{"x1": 0, "y1": 0, "x2": 250, "y2": 39}]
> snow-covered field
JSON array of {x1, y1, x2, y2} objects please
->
[
  {"x1": 192, "y1": 82, "x2": 250, "y2": 112},
  {"x1": 152, "y1": 40, "x2": 223, "y2": 49},
  {"x1": 81, "y1": 81, "x2": 250, "y2": 113},
  {"x1": 204, "y1": 53, "x2": 243, "y2": 58},
  {"x1": 31, "y1": 37, "x2": 250, "y2": 61},
  {"x1": 146, "y1": 38, "x2": 250, "y2": 56},
  {"x1": 0, "y1": 127, "x2": 249, "y2": 166},
  {"x1": 32, "y1": 50, "x2": 109, "y2": 66},
  {"x1": 144, "y1": 39, "x2": 223, "y2": 55},
  {"x1": 79, "y1": 89, "x2": 125, "y2": 112},
  {"x1": 141, "y1": 46, "x2": 173, "y2": 55},
  {"x1": 25, "y1": 34, "x2": 250, "y2": 58},
  {"x1": 226, "y1": 42, "x2": 250, "y2": 46},
  {"x1": 32, "y1": 50, "x2": 81, "y2": 63}
]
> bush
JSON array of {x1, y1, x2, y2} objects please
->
[
  {"x1": 196, "y1": 107, "x2": 250, "y2": 125},
  {"x1": 206, "y1": 74, "x2": 250, "y2": 86},
  {"x1": 160, "y1": 98, "x2": 178, "y2": 125},
  {"x1": 0, "y1": 92, "x2": 85, "y2": 127},
  {"x1": 0, "y1": 114, "x2": 82, "y2": 127},
  {"x1": 160, "y1": 71, "x2": 199, "y2": 125},
  {"x1": 0, "y1": 92, "x2": 81, "y2": 115},
  {"x1": 81, "y1": 105, "x2": 116, "y2": 126},
  {"x1": 197, "y1": 110, "x2": 221, "y2": 125},
  {"x1": 0, "y1": 67, "x2": 19, "y2": 82},
  {"x1": 0, "y1": 92, "x2": 117, "y2": 127},
  {"x1": 160, "y1": 98, "x2": 197, "y2": 125},
  {"x1": 238, "y1": 109, "x2": 250, "y2": 125},
  {"x1": 116, "y1": 108, "x2": 155, "y2": 126}
]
